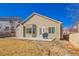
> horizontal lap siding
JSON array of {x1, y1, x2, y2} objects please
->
[{"x1": 23, "y1": 14, "x2": 61, "y2": 40}]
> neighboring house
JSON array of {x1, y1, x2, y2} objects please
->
[
  {"x1": 16, "y1": 12, "x2": 62, "y2": 40},
  {"x1": 0, "y1": 17, "x2": 20, "y2": 37},
  {"x1": 73, "y1": 22, "x2": 79, "y2": 32},
  {"x1": 62, "y1": 29, "x2": 70, "y2": 40},
  {"x1": 63, "y1": 29, "x2": 70, "y2": 35},
  {"x1": 70, "y1": 22, "x2": 79, "y2": 33},
  {"x1": 69, "y1": 22, "x2": 79, "y2": 49}
]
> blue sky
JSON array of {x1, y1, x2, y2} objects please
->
[{"x1": 0, "y1": 3, "x2": 74, "y2": 28}]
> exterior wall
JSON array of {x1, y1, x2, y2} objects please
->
[
  {"x1": 63, "y1": 29, "x2": 70, "y2": 35},
  {"x1": 12, "y1": 21, "x2": 20, "y2": 30},
  {"x1": 69, "y1": 33, "x2": 79, "y2": 49},
  {"x1": 73, "y1": 23, "x2": 79, "y2": 33},
  {"x1": 78, "y1": 24, "x2": 79, "y2": 32},
  {"x1": 16, "y1": 24, "x2": 23, "y2": 38},
  {"x1": 0, "y1": 21, "x2": 11, "y2": 32},
  {"x1": 23, "y1": 14, "x2": 61, "y2": 40},
  {"x1": 0, "y1": 20, "x2": 19, "y2": 32}
]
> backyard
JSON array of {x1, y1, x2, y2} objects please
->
[{"x1": 0, "y1": 38, "x2": 79, "y2": 56}]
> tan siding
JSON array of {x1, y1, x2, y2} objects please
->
[
  {"x1": 23, "y1": 14, "x2": 61, "y2": 39},
  {"x1": 16, "y1": 24, "x2": 23, "y2": 37}
]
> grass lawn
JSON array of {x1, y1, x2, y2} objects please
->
[{"x1": 0, "y1": 38, "x2": 79, "y2": 56}]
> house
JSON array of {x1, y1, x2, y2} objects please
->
[
  {"x1": 16, "y1": 12, "x2": 62, "y2": 41},
  {"x1": 0, "y1": 17, "x2": 20, "y2": 37},
  {"x1": 62, "y1": 29, "x2": 70, "y2": 40},
  {"x1": 69, "y1": 22, "x2": 79, "y2": 49},
  {"x1": 63, "y1": 29, "x2": 70, "y2": 35},
  {"x1": 70, "y1": 22, "x2": 79, "y2": 33},
  {"x1": 73, "y1": 22, "x2": 79, "y2": 32}
]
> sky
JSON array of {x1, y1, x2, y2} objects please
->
[{"x1": 0, "y1": 3, "x2": 75, "y2": 28}]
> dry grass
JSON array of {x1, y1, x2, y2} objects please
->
[{"x1": 0, "y1": 38, "x2": 79, "y2": 56}]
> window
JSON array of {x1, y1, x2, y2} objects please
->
[
  {"x1": 11, "y1": 27, "x2": 14, "y2": 30},
  {"x1": 49, "y1": 27, "x2": 55, "y2": 33},
  {"x1": 4, "y1": 26, "x2": 9, "y2": 31},
  {"x1": 26, "y1": 28, "x2": 32, "y2": 34}
]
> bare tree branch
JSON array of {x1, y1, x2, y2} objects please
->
[{"x1": 67, "y1": 4, "x2": 79, "y2": 25}]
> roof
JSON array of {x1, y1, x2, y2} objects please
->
[
  {"x1": 22, "y1": 12, "x2": 62, "y2": 24},
  {"x1": 17, "y1": 12, "x2": 62, "y2": 27},
  {"x1": 0, "y1": 17, "x2": 20, "y2": 21}
]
